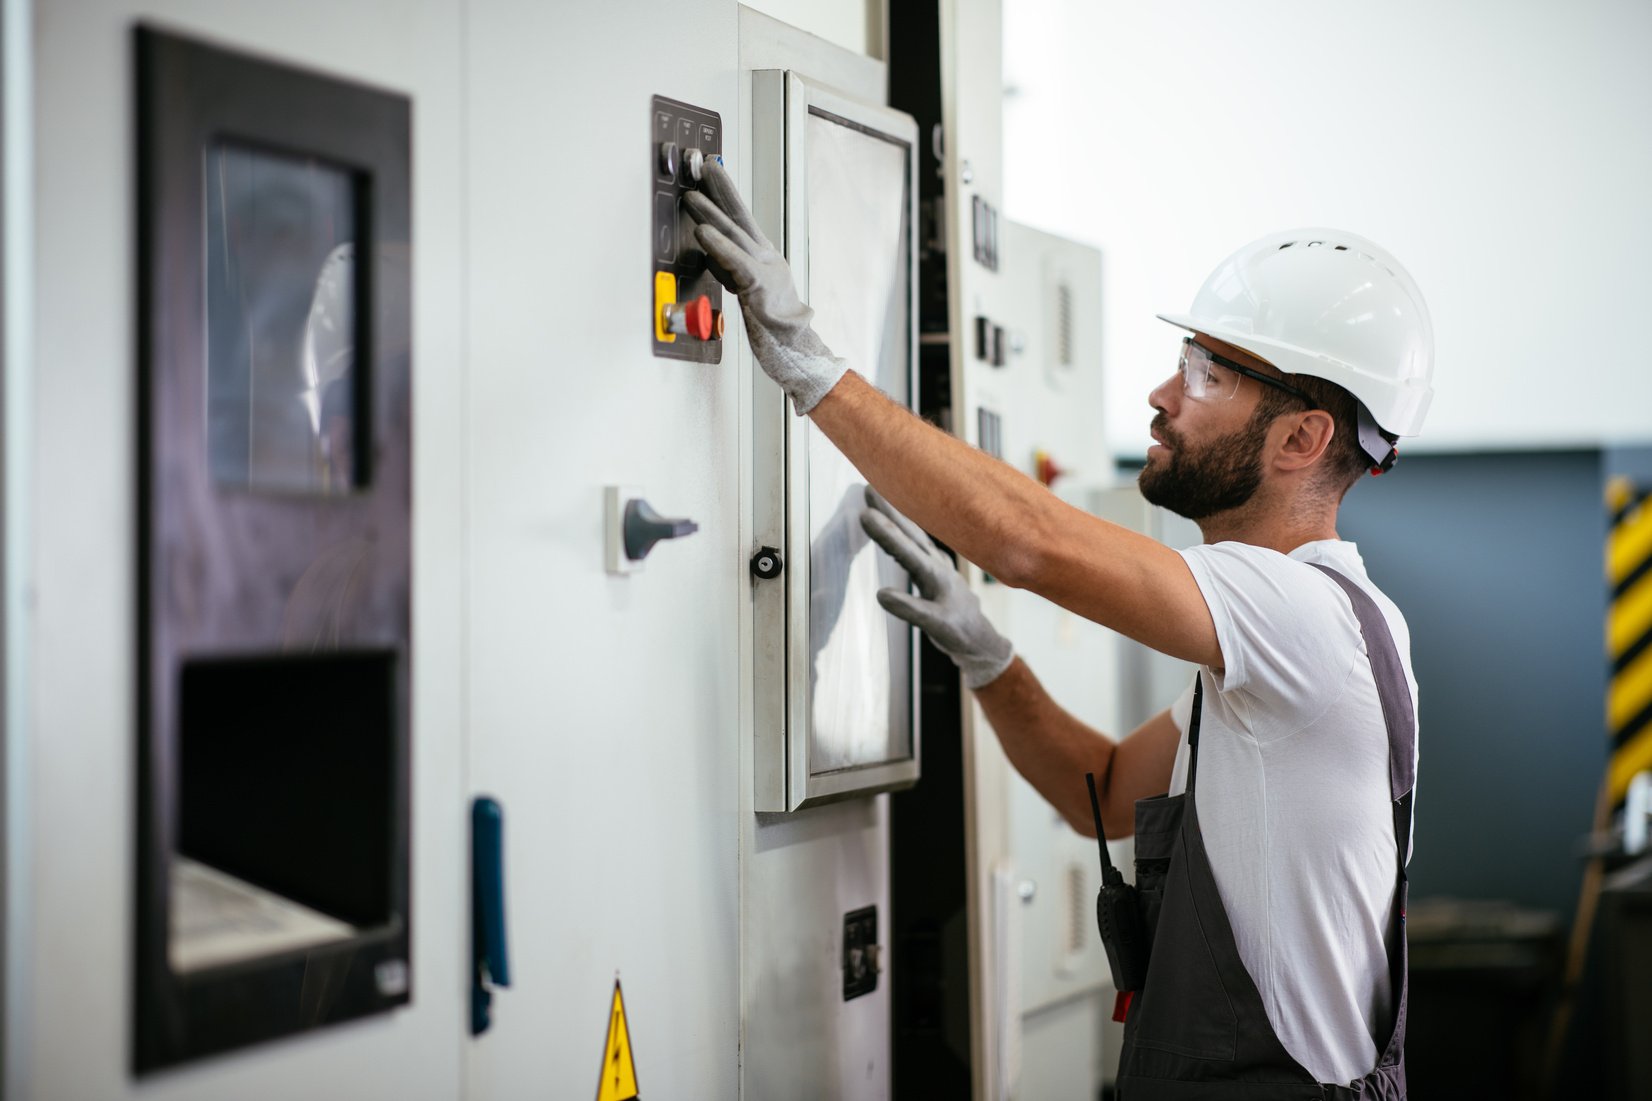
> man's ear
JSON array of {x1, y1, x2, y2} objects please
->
[{"x1": 1273, "y1": 409, "x2": 1336, "y2": 473}]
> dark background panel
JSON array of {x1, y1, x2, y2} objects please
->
[{"x1": 1337, "y1": 449, "x2": 1607, "y2": 920}]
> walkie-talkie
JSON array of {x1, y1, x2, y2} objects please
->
[{"x1": 1087, "y1": 772, "x2": 1150, "y2": 992}]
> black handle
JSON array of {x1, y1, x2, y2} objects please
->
[
  {"x1": 623, "y1": 498, "x2": 699, "y2": 562},
  {"x1": 471, "y1": 797, "x2": 510, "y2": 1036}
]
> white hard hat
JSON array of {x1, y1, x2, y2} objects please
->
[{"x1": 1158, "y1": 228, "x2": 1435, "y2": 440}]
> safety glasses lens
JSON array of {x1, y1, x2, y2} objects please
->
[{"x1": 1180, "y1": 341, "x2": 1238, "y2": 401}]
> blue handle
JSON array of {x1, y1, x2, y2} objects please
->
[{"x1": 471, "y1": 796, "x2": 510, "y2": 1035}]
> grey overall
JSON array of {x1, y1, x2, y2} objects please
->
[{"x1": 1116, "y1": 565, "x2": 1416, "y2": 1100}]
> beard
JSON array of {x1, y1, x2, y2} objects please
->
[{"x1": 1137, "y1": 410, "x2": 1270, "y2": 520}]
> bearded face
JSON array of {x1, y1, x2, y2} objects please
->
[{"x1": 1137, "y1": 407, "x2": 1272, "y2": 520}]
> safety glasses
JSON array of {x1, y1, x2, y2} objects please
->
[{"x1": 1179, "y1": 338, "x2": 1316, "y2": 406}]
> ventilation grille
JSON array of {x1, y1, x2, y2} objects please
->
[
  {"x1": 1055, "y1": 280, "x2": 1074, "y2": 367},
  {"x1": 1064, "y1": 862, "x2": 1087, "y2": 957}
]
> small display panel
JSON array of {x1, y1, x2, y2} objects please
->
[
  {"x1": 802, "y1": 108, "x2": 914, "y2": 773},
  {"x1": 205, "y1": 144, "x2": 362, "y2": 495}
]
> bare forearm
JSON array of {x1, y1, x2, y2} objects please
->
[
  {"x1": 973, "y1": 658, "x2": 1131, "y2": 838},
  {"x1": 808, "y1": 371, "x2": 1051, "y2": 585}
]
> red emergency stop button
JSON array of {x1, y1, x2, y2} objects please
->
[
  {"x1": 661, "y1": 294, "x2": 721, "y2": 342},
  {"x1": 683, "y1": 295, "x2": 714, "y2": 341},
  {"x1": 1035, "y1": 449, "x2": 1067, "y2": 488}
]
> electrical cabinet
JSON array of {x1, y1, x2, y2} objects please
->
[
  {"x1": 749, "y1": 69, "x2": 922, "y2": 812},
  {"x1": 461, "y1": 2, "x2": 744, "y2": 1099},
  {"x1": 992, "y1": 221, "x2": 1115, "y2": 1026},
  {"x1": 735, "y1": 16, "x2": 909, "y2": 1100},
  {"x1": 14, "y1": 3, "x2": 467, "y2": 1098}
]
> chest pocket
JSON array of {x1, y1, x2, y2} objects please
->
[{"x1": 1132, "y1": 795, "x2": 1173, "y2": 963}]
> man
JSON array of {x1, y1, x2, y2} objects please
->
[{"x1": 687, "y1": 165, "x2": 1430, "y2": 1097}]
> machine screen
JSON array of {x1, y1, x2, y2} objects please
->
[
  {"x1": 205, "y1": 143, "x2": 362, "y2": 495},
  {"x1": 802, "y1": 109, "x2": 914, "y2": 773}
]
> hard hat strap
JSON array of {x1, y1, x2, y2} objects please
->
[{"x1": 1356, "y1": 401, "x2": 1399, "y2": 474}]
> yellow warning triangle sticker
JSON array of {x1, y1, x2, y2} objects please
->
[{"x1": 595, "y1": 979, "x2": 640, "y2": 1101}]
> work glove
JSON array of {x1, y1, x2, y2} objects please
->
[
  {"x1": 858, "y1": 486, "x2": 1015, "y2": 690},
  {"x1": 682, "y1": 160, "x2": 848, "y2": 415}
]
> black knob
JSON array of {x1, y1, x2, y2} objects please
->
[
  {"x1": 623, "y1": 499, "x2": 698, "y2": 562},
  {"x1": 750, "y1": 546, "x2": 783, "y2": 580}
]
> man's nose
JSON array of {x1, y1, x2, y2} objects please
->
[{"x1": 1148, "y1": 373, "x2": 1181, "y2": 413}]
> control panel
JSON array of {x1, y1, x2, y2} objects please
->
[{"x1": 651, "y1": 95, "x2": 724, "y2": 363}]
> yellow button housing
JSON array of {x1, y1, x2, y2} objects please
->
[{"x1": 654, "y1": 271, "x2": 677, "y2": 343}]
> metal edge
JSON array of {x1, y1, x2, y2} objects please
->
[
  {"x1": 792, "y1": 757, "x2": 920, "y2": 811},
  {"x1": 0, "y1": 0, "x2": 28, "y2": 1090},
  {"x1": 902, "y1": 72, "x2": 922, "y2": 809},
  {"x1": 748, "y1": 69, "x2": 789, "y2": 812},
  {"x1": 936, "y1": 2, "x2": 998, "y2": 1094},
  {"x1": 781, "y1": 71, "x2": 811, "y2": 811},
  {"x1": 794, "y1": 78, "x2": 919, "y2": 150}
]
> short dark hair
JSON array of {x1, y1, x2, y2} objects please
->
[{"x1": 1252, "y1": 372, "x2": 1398, "y2": 497}]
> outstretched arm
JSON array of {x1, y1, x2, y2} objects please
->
[
  {"x1": 820, "y1": 371, "x2": 1218, "y2": 667},
  {"x1": 975, "y1": 659, "x2": 1181, "y2": 839}
]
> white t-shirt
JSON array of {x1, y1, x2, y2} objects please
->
[{"x1": 1167, "y1": 538, "x2": 1418, "y2": 1086}]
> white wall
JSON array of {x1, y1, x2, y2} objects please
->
[
  {"x1": 741, "y1": 0, "x2": 880, "y2": 58},
  {"x1": 1004, "y1": 0, "x2": 1652, "y2": 457}
]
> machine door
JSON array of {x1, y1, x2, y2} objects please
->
[
  {"x1": 460, "y1": 3, "x2": 743, "y2": 1099},
  {"x1": 749, "y1": 70, "x2": 922, "y2": 812}
]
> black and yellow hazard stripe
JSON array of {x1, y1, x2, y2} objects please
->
[{"x1": 1608, "y1": 477, "x2": 1652, "y2": 806}]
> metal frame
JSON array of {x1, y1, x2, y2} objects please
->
[
  {"x1": 751, "y1": 69, "x2": 921, "y2": 812},
  {"x1": 3, "y1": 4, "x2": 36, "y2": 1087}
]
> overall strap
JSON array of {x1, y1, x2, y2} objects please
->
[
  {"x1": 1186, "y1": 674, "x2": 1204, "y2": 795},
  {"x1": 1311, "y1": 563, "x2": 1417, "y2": 1080},
  {"x1": 1309, "y1": 564, "x2": 1416, "y2": 860}
]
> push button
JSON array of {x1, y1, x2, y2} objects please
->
[
  {"x1": 1034, "y1": 449, "x2": 1067, "y2": 488},
  {"x1": 653, "y1": 192, "x2": 676, "y2": 262},
  {"x1": 662, "y1": 294, "x2": 717, "y2": 341}
]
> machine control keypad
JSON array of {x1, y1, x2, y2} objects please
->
[{"x1": 651, "y1": 95, "x2": 723, "y2": 363}]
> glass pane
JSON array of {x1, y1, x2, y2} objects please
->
[
  {"x1": 171, "y1": 652, "x2": 395, "y2": 972},
  {"x1": 205, "y1": 144, "x2": 360, "y2": 495},
  {"x1": 803, "y1": 109, "x2": 913, "y2": 774}
]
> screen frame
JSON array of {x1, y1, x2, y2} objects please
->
[{"x1": 750, "y1": 70, "x2": 922, "y2": 811}]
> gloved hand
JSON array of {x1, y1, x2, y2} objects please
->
[
  {"x1": 858, "y1": 486, "x2": 1015, "y2": 690},
  {"x1": 682, "y1": 160, "x2": 848, "y2": 415}
]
